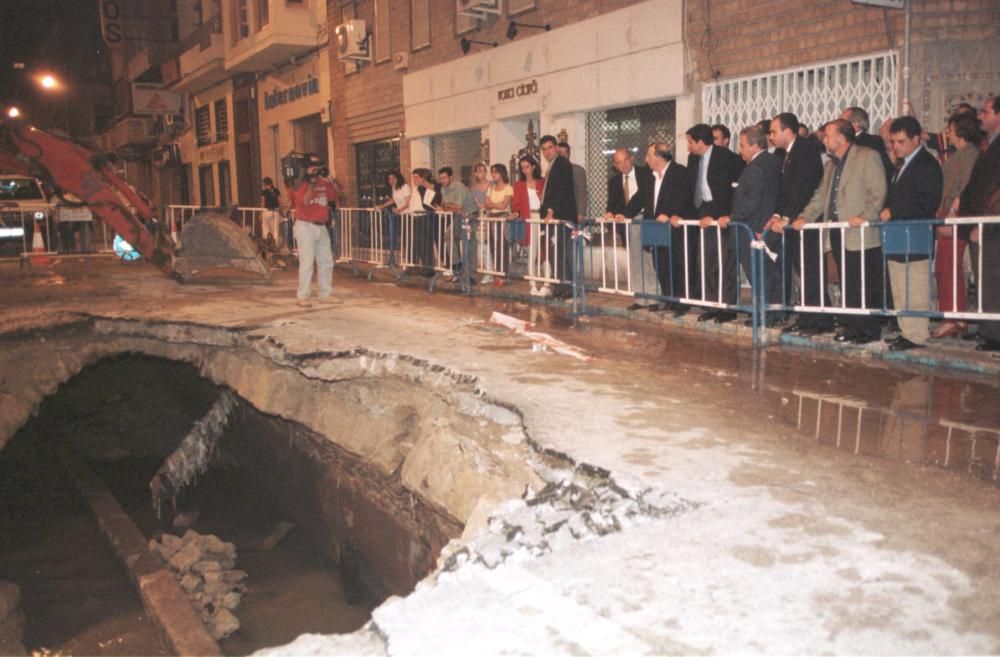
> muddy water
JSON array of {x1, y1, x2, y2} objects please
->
[
  {"x1": 96, "y1": 457, "x2": 373, "y2": 655},
  {"x1": 514, "y1": 303, "x2": 1000, "y2": 486},
  {"x1": 0, "y1": 432, "x2": 168, "y2": 656},
  {"x1": 369, "y1": 283, "x2": 1000, "y2": 488}
]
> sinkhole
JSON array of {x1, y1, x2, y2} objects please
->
[{"x1": 0, "y1": 347, "x2": 517, "y2": 655}]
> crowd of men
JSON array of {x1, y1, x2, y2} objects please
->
[{"x1": 598, "y1": 96, "x2": 1000, "y2": 353}]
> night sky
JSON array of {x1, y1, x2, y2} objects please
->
[{"x1": 0, "y1": 0, "x2": 106, "y2": 131}]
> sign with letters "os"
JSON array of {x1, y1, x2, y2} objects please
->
[{"x1": 100, "y1": 0, "x2": 124, "y2": 49}]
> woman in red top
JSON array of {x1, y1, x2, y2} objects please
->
[{"x1": 511, "y1": 155, "x2": 548, "y2": 295}]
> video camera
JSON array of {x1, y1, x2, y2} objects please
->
[{"x1": 281, "y1": 151, "x2": 327, "y2": 187}]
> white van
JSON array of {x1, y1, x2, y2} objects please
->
[{"x1": 0, "y1": 176, "x2": 55, "y2": 255}]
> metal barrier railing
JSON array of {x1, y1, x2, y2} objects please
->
[
  {"x1": 771, "y1": 216, "x2": 1000, "y2": 323},
  {"x1": 337, "y1": 208, "x2": 398, "y2": 275}
]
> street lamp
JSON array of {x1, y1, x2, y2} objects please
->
[
  {"x1": 34, "y1": 73, "x2": 69, "y2": 134},
  {"x1": 7, "y1": 107, "x2": 20, "y2": 119}
]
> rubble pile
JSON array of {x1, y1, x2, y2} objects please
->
[
  {"x1": 149, "y1": 530, "x2": 247, "y2": 640},
  {"x1": 0, "y1": 580, "x2": 27, "y2": 656},
  {"x1": 442, "y1": 479, "x2": 696, "y2": 572}
]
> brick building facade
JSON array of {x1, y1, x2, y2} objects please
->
[{"x1": 327, "y1": 0, "x2": 997, "y2": 211}]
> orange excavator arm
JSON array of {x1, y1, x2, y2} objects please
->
[{"x1": 1, "y1": 120, "x2": 177, "y2": 277}]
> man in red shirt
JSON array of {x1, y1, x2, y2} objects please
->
[{"x1": 289, "y1": 166, "x2": 339, "y2": 307}]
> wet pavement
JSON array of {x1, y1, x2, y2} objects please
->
[{"x1": 2, "y1": 256, "x2": 1000, "y2": 655}]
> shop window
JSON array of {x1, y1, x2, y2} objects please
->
[
  {"x1": 218, "y1": 160, "x2": 232, "y2": 208},
  {"x1": 585, "y1": 100, "x2": 676, "y2": 221},
  {"x1": 198, "y1": 164, "x2": 216, "y2": 206},
  {"x1": 702, "y1": 51, "x2": 898, "y2": 142},
  {"x1": 195, "y1": 105, "x2": 212, "y2": 146},
  {"x1": 214, "y1": 98, "x2": 229, "y2": 142},
  {"x1": 431, "y1": 129, "x2": 483, "y2": 186},
  {"x1": 355, "y1": 139, "x2": 400, "y2": 207}
]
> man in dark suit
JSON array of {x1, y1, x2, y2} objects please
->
[
  {"x1": 631, "y1": 142, "x2": 694, "y2": 306},
  {"x1": 768, "y1": 112, "x2": 828, "y2": 334},
  {"x1": 603, "y1": 147, "x2": 650, "y2": 243},
  {"x1": 686, "y1": 123, "x2": 744, "y2": 321},
  {"x1": 724, "y1": 124, "x2": 781, "y2": 322},
  {"x1": 842, "y1": 106, "x2": 894, "y2": 182},
  {"x1": 539, "y1": 134, "x2": 577, "y2": 292},
  {"x1": 880, "y1": 116, "x2": 943, "y2": 351},
  {"x1": 960, "y1": 95, "x2": 1000, "y2": 351}
]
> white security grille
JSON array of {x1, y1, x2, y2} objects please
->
[{"x1": 703, "y1": 51, "x2": 897, "y2": 140}]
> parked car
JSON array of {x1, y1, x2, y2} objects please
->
[{"x1": 0, "y1": 176, "x2": 55, "y2": 256}]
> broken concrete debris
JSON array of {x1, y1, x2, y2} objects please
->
[
  {"x1": 150, "y1": 530, "x2": 246, "y2": 640},
  {"x1": 441, "y1": 478, "x2": 696, "y2": 573}
]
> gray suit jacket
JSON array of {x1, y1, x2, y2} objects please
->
[{"x1": 801, "y1": 144, "x2": 887, "y2": 251}]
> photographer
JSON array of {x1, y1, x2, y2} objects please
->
[{"x1": 289, "y1": 165, "x2": 339, "y2": 307}]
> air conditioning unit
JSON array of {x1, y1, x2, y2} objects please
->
[
  {"x1": 335, "y1": 19, "x2": 371, "y2": 62},
  {"x1": 392, "y1": 51, "x2": 409, "y2": 71},
  {"x1": 456, "y1": 0, "x2": 501, "y2": 21}
]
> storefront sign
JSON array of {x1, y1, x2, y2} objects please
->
[
  {"x1": 497, "y1": 79, "x2": 538, "y2": 103},
  {"x1": 198, "y1": 143, "x2": 226, "y2": 163},
  {"x1": 264, "y1": 76, "x2": 320, "y2": 110},
  {"x1": 132, "y1": 83, "x2": 182, "y2": 115},
  {"x1": 99, "y1": 0, "x2": 124, "y2": 49}
]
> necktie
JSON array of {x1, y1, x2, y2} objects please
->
[
  {"x1": 623, "y1": 173, "x2": 631, "y2": 204},
  {"x1": 892, "y1": 160, "x2": 903, "y2": 184},
  {"x1": 781, "y1": 152, "x2": 790, "y2": 175}
]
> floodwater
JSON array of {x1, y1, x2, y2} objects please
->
[{"x1": 385, "y1": 281, "x2": 1000, "y2": 489}]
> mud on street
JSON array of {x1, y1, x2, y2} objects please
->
[{"x1": 1, "y1": 257, "x2": 999, "y2": 656}]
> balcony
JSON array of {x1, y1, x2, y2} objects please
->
[
  {"x1": 166, "y1": 16, "x2": 227, "y2": 95},
  {"x1": 224, "y1": 1, "x2": 325, "y2": 73}
]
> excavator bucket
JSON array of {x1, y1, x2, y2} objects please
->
[{"x1": 171, "y1": 212, "x2": 271, "y2": 283}]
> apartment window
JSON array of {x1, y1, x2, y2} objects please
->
[
  {"x1": 232, "y1": 0, "x2": 249, "y2": 42},
  {"x1": 195, "y1": 105, "x2": 212, "y2": 146},
  {"x1": 257, "y1": 0, "x2": 269, "y2": 28},
  {"x1": 374, "y1": 0, "x2": 391, "y2": 63},
  {"x1": 411, "y1": 0, "x2": 430, "y2": 50},
  {"x1": 214, "y1": 98, "x2": 228, "y2": 142}
]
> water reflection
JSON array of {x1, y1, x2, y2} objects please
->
[
  {"x1": 486, "y1": 302, "x2": 1000, "y2": 487},
  {"x1": 772, "y1": 381, "x2": 1000, "y2": 484}
]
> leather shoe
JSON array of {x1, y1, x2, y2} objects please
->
[
  {"x1": 851, "y1": 333, "x2": 880, "y2": 345},
  {"x1": 834, "y1": 331, "x2": 855, "y2": 343},
  {"x1": 697, "y1": 310, "x2": 719, "y2": 322},
  {"x1": 930, "y1": 321, "x2": 965, "y2": 339},
  {"x1": 714, "y1": 311, "x2": 738, "y2": 323},
  {"x1": 887, "y1": 335, "x2": 925, "y2": 351},
  {"x1": 975, "y1": 339, "x2": 1000, "y2": 352}
]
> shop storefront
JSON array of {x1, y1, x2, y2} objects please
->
[
  {"x1": 257, "y1": 50, "x2": 332, "y2": 193},
  {"x1": 401, "y1": 0, "x2": 692, "y2": 218}
]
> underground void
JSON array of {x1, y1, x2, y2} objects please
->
[
  {"x1": 0, "y1": 354, "x2": 461, "y2": 655},
  {"x1": 0, "y1": 319, "x2": 700, "y2": 655}
]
